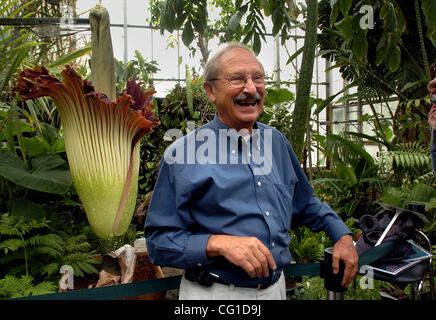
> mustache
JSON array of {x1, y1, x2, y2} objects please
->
[{"x1": 234, "y1": 92, "x2": 262, "y2": 102}]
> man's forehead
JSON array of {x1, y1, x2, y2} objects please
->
[{"x1": 219, "y1": 48, "x2": 263, "y2": 68}]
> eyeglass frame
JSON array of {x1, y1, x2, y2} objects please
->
[{"x1": 207, "y1": 74, "x2": 267, "y2": 88}]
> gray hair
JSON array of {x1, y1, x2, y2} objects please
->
[{"x1": 203, "y1": 42, "x2": 261, "y2": 81}]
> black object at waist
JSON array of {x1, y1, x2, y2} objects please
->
[{"x1": 184, "y1": 268, "x2": 280, "y2": 290}]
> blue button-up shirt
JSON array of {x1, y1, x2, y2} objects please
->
[{"x1": 145, "y1": 114, "x2": 351, "y2": 287}]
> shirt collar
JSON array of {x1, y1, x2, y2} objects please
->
[
  {"x1": 211, "y1": 113, "x2": 261, "y2": 150},
  {"x1": 212, "y1": 112, "x2": 260, "y2": 145}
]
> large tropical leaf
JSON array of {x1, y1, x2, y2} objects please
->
[{"x1": 0, "y1": 150, "x2": 72, "y2": 195}]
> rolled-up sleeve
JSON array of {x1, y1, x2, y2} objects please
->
[{"x1": 144, "y1": 158, "x2": 213, "y2": 269}]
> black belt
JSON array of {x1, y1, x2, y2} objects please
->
[{"x1": 184, "y1": 268, "x2": 280, "y2": 290}]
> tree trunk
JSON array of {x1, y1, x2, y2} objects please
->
[{"x1": 289, "y1": 0, "x2": 318, "y2": 162}]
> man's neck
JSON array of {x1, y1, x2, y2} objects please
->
[{"x1": 216, "y1": 113, "x2": 255, "y2": 135}]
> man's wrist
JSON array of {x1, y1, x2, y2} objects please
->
[
  {"x1": 336, "y1": 233, "x2": 353, "y2": 243},
  {"x1": 206, "y1": 234, "x2": 223, "y2": 258}
]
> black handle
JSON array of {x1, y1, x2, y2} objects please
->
[{"x1": 320, "y1": 247, "x2": 347, "y2": 293}]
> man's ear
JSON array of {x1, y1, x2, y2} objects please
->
[{"x1": 203, "y1": 81, "x2": 216, "y2": 103}]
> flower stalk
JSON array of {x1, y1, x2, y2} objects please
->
[{"x1": 14, "y1": 5, "x2": 159, "y2": 238}]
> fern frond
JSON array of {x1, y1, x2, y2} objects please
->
[
  {"x1": 0, "y1": 215, "x2": 21, "y2": 238},
  {"x1": 64, "y1": 234, "x2": 92, "y2": 253},
  {"x1": 0, "y1": 274, "x2": 33, "y2": 298},
  {"x1": 409, "y1": 184, "x2": 436, "y2": 203},
  {"x1": 26, "y1": 234, "x2": 63, "y2": 252},
  {"x1": 413, "y1": 171, "x2": 436, "y2": 187},
  {"x1": 390, "y1": 150, "x2": 430, "y2": 168},
  {"x1": 23, "y1": 280, "x2": 57, "y2": 297},
  {"x1": 40, "y1": 263, "x2": 61, "y2": 277},
  {"x1": 0, "y1": 274, "x2": 56, "y2": 298},
  {"x1": 62, "y1": 253, "x2": 100, "y2": 277},
  {"x1": 34, "y1": 246, "x2": 63, "y2": 257},
  {"x1": 380, "y1": 141, "x2": 431, "y2": 170},
  {"x1": 0, "y1": 238, "x2": 26, "y2": 255}
]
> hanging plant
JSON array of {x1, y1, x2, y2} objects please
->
[{"x1": 13, "y1": 5, "x2": 159, "y2": 238}]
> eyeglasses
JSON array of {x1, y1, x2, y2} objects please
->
[{"x1": 209, "y1": 75, "x2": 266, "y2": 88}]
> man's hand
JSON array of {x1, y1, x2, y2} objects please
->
[
  {"x1": 332, "y1": 234, "x2": 359, "y2": 287},
  {"x1": 206, "y1": 235, "x2": 277, "y2": 278}
]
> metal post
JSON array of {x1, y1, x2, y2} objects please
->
[
  {"x1": 274, "y1": 34, "x2": 281, "y2": 87},
  {"x1": 327, "y1": 291, "x2": 344, "y2": 300}
]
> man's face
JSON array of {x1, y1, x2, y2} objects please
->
[{"x1": 204, "y1": 48, "x2": 266, "y2": 132}]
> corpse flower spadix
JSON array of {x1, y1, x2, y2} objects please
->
[{"x1": 14, "y1": 66, "x2": 159, "y2": 237}]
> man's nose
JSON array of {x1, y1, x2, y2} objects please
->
[{"x1": 242, "y1": 78, "x2": 258, "y2": 95}]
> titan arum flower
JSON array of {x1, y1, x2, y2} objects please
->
[
  {"x1": 14, "y1": 66, "x2": 159, "y2": 237},
  {"x1": 14, "y1": 5, "x2": 159, "y2": 238}
]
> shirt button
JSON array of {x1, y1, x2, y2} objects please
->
[
  {"x1": 257, "y1": 181, "x2": 262, "y2": 186},
  {"x1": 272, "y1": 242, "x2": 275, "y2": 247},
  {"x1": 265, "y1": 211, "x2": 270, "y2": 216},
  {"x1": 231, "y1": 149, "x2": 236, "y2": 154},
  {"x1": 248, "y1": 152, "x2": 252, "y2": 157},
  {"x1": 197, "y1": 263, "x2": 202, "y2": 267}
]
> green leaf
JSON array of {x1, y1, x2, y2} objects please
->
[
  {"x1": 229, "y1": 5, "x2": 247, "y2": 31},
  {"x1": 48, "y1": 44, "x2": 91, "y2": 69},
  {"x1": 181, "y1": 21, "x2": 194, "y2": 47},
  {"x1": 0, "y1": 150, "x2": 72, "y2": 195},
  {"x1": 351, "y1": 31, "x2": 368, "y2": 60},
  {"x1": 330, "y1": 0, "x2": 339, "y2": 27},
  {"x1": 22, "y1": 137, "x2": 46, "y2": 158},
  {"x1": 334, "y1": 16, "x2": 353, "y2": 40},
  {"x1": 185, "y1": 65, "x2": 193, "y2": 116},
  {"x1": 161, "y1": 0, "x2": 176, "y2": 33},
  {"x1": 379, "y1": 3, "x2": 389, "y2": 20},
  {"x1": 286, "y1": 46, "x2": 304, "y2": 65},
  {"x1": 9, "y1": 197, "x2": 47, "y2": 221},
  {"x1": 336, "y1": 163, "x2": 358, "y2": 187},
  {"x1": 261, "y1": 0, "x2": 274, "y2": 16},
  {"x1": 0, "y1": 45, "x2": 30, "y2": 93},
  {"x1": 375, "y1": 47, "x2": 387, "y2": 66},
  {"x1": 0, "y1": 238, "x2": 26, "y2": 254},
  {"x1": 339, "y1": 0, "x2": 352, "y2": 16},
  {"x1": 422, "y1": 0, "x2": 436, "y2": 47},
  {"x1": 388, "y1": 44, "x2": 401, "y2": 72},
  {"x1": 264, "y1": 87, "x2": 295, "y2": 107},
  {"x1": 253, "y1": 32, "x2": 261, "y2": 55},
  {"x1": 313, "y1": 81, "x2": 358, "y2": 115},
  {"x1": 328, "y1": 133, "x2": 375, "y2": 166},
  {"x1": 174, "y1": 0, "x2": 184, "y2": 18},
  {"x1": 272, "y1": 6, "x2": 283, "y2": 36}
]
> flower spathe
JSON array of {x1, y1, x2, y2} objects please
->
[{"x1": 14, "y1": 65, "x2": 159, "y2": 237}]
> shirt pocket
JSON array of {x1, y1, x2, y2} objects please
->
[{"x1": 272, "y1": 182, "x2": 296, "y2": 230}]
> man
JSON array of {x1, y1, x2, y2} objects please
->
[
  {"x1": 428, "y1": 77, "x2": 436, "y2": 172},
  {"x1": 144, "y1": 42, "x2": 358, "y2": 300}
]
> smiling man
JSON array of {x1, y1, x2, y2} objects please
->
[
  {"x1": 203, "y1": 45, "x2": 265, "y2": 132},
  {"x1": 144, "y1": 42, "x2": 358, "y2": 300}
]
